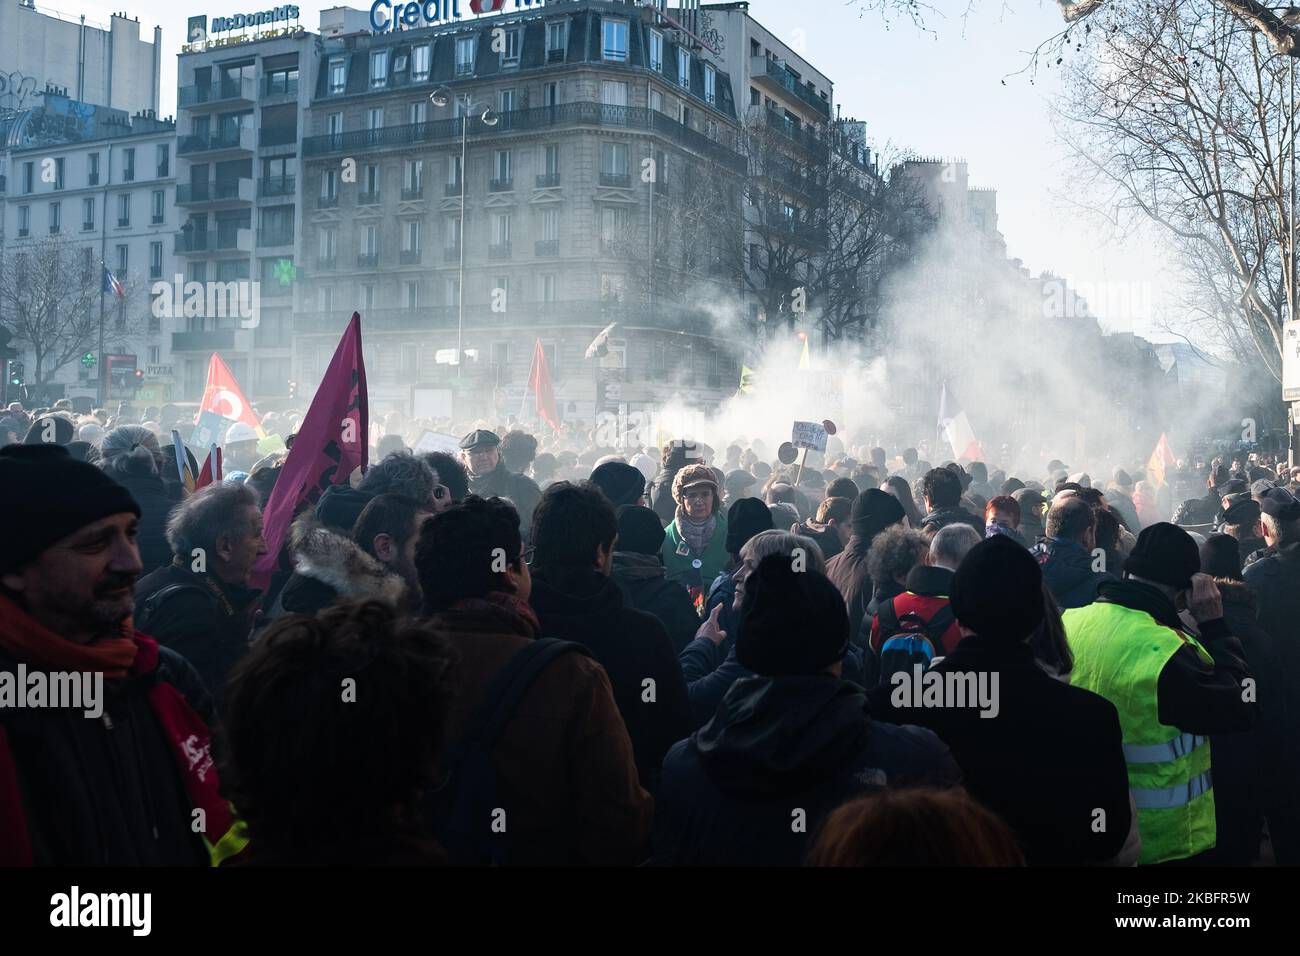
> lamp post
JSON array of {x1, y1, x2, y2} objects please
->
[{"x1": 430, "y1": 87, "x2": 497, "y2": 379}]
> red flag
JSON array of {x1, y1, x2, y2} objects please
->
[
  {"x1": 1147, "y1": 433, "x2": 1177, "y2": 488},
  {"x1": 253, "y1": 313, "x2": 368, "y2": 589},
  {"x1": 199, "y1": 353, "x2": 264, "y2": 438},
  {"x1": 521, "y1": 339, "x2": 559, "y2": 431}
]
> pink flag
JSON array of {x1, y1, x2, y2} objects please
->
[
  {"x1": 520, "y1": 338, "x2": 560, "y2": 431},
  {"x1": 253, "y1": 313, "x2": 368, "y2": 589}
]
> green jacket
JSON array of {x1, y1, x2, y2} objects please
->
[{"x1": 661, "y1": 512, "x2": 730, "y2": 595}]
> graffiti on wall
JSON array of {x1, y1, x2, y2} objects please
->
[{"x1": 0, "y1": 70, "x2": 41, "y2": 111}]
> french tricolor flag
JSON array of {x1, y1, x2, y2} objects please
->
[{"x1": 102, "y1": 266, "x2": 125, "y2": 298}]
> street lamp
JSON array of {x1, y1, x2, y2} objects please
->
[{"x1": 431, "y1": 86, "x2": 498, "y2": 378}]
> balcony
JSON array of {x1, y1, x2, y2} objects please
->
[
  {"x1": 489, "y1": 178, "x2": 513, "y2": 193},
  {"x1": 534, "y1": 239, "x2": 559, "y2": 257},
  {"x1": 763, "y1": 109, "x2": 828, "y2": 158},
  {"x1": 752, "y1": 57, "x2": 831, "y2": 118},
  {"x1": 260, "y1": 125, "x2": 296, "y2": 148},
  {"x1": 599, "y1": 172, "x2": 631, "y2": 188},
  {"x1": 174, "y1": 227, "x2": 252, "y2": 255},
  {"x1": 17, "y1": 228, "x2": 28, "y2": 238},
  {"x1": 357, "y1": 191, "x2": 380, "y2": 205},
  {"x1": 48, "y1": 224, "x2": 60, "y2": 234},
  {"x1": 399, "y1": 248, "x2": 422, "y2": 265},
  {"x1": 117, "y1": 217, "x2": 130, "y2": 228},
  {"x1": 178, "y1": 126, "x2": 256, "y2": 158},
  {"x1": 401, "y1": 185, "x2": 425, "y2": 200},
  {"x1": 317, "y1": 255, "x2": 336, "y2": 270},
  {"x1": 488, "y1": 242, "x2": 511, "y2": 260},
  {"x1": 535, "y1": 172, "x2": 561, "y2": 188},
  {"x1": 258, "y1": 175, "x2": 295, "y2": 199},
  {"x1": 82, "y1": 221, "x2": 95, "y2": 232},
  {"x1": 444, "y1": 180, "x2": 463, "y2": 197},
  {"x1": 317, "y1": 193, "x2": 339, "y2": 209},
  {"x1": 257, "y1": 228, "x2": 294, "y2": 248},
  {"x1": 301, "y1": 102, "x2": 747, "y2": 174},
  {"x1": 179, "y1": 77, "x2": 256, "y2": 110},
  {"x1": 177, "y1": 178, "x2": 254, "y2": 206},
  {"x1": 546, "y1": 47, "x2": 565, "y2": 64},
  {"x1": 172, "y1": 329, "x2": 236, "y2": 352},
  {"x1": 358, "y1": 252, "x2": 379, "y2": 268}
]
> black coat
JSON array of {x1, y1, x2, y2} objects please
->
[
  {"x1": 826, "y1": 535, "x2": 873, "y2": 647},
  {"x1": 1242, "y1": 544, "x2": 1300, "y2": 805},
  {"x1": 134, "y1": 563, "x2": 260, "y2": 707},
  {"x1": 468, "y1": 463, "x2": 541, "y2": 535},
  {"x1": 867, "y1": 634, "x2": 1132, "y2": 865},
  {"x1": 611, "y1": 551, "x2": 699, "y2": 654},
  {"x1": 112, "y1": 471, "x2": 181, "y2": 575},
  {"x1": 649, "y1": 467, "x2": 682, "y2": 524},
  {"x1": 529, "y1": 567, "x2": 692, "y2": 794},
  {"x1": 652, "y1": 675, "x2": 960, "y2": 866},
  {"x1": 1037, "y1": 539, "x2": 1113, "y2": 609},
  {"x1": 919, "y1": 506, "x2": 984, "y2": 537}
]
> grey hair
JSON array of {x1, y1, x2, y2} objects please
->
[
  {"x1": 1262, "y1": 511, "x2": 1300, "y2": 547},
  {"x1": 358, "y1": 450, "x2": 435, "y2": 505},
  {"x1": 99, "y1": 425, "x2": 163, "y2": 479},
  {"x1": 929, "y1": 524, "x2": 982, "y2": 571},
  {"x1": 740, "y1": 529, "x2": 826, "y2": 575},
  {"x1": 165, "y1": 483, "x2": 258, "y2": 559}
]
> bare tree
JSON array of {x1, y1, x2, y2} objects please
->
[{"x1": 0, "y1": 234, "x2": 145, "y2": 388}]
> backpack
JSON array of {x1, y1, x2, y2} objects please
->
[
  {"x1": 426, "y1": 637, "x2": 589, "y2": 865},
  {"x1": 135, "y1": 582, "x2": 209, "y2": 634},
  {"x1": 874, "y1": 599, "x2": 955, "y2": 688}
]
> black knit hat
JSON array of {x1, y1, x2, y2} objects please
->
[
  {"x1": 1260, "y1": 487, "x2": 1300, "y2": 522},
  {"x1": 0, "y1": 444, "x2": 140, "y2": 573},
  {"x1": 1219, "y1": 493, "x2": 1260, "y2": 527},
  {"x1": 950, "y1": 535, "x2": 1045, "y2": 641},
  {"x1": 315, "y1": 483, "x2": 374, "y2": 532},
  {"x1": 1199, "y1": 534, "x2": 1242, "y2": 581},
  {"x1": 615, "y1": 504, "x2": 665, "y2": 556},
  {"x1": 1123, "y1": 522, "x2": 1200, "y2": 590},
  {"x1": 736, "y1": 555, "x2": 849, "y2": 676},
  {"x1": 850, "y1": 488, "x2": 906, "y2": 540},
  {"x1": 590, "y1": 461, "x2": 647, "y2": 509},
  {"x1": 725, "y1": 496, "x2": 774, "y2": 555}
]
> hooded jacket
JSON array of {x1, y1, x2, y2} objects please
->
[
  {"x1": 919, "y1": 505, "x2": 984, "y2": 537},
  {"x1": 529, "y1": 567, "x2": 692, "y2": 793},
  {"x1": 269, "y1": 514, "x2": 408, "y2": 620},
  {"x1": 611, "y1": 551, "x2": 700, "y2": 654},
  {"x1": 651, "y1": 675, "x2": 960, "y2": 866},
  {"x1": 1036, "y1": 538, "x2": 1114, "y2": 610}
]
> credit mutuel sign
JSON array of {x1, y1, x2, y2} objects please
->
[{"x1": 368, "y1": 0, "x2": 544, "y2": 33}]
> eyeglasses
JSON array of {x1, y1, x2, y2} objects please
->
[{"x1": 682, "y1": 489, "x2": 713, "y2": 501}]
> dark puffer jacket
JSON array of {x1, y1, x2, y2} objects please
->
[
  {"x1": 651, "y1": 675, "x2": 960, "y2": 866},
  {"x1": 611, "y1": 551, "x2": 700, "y2": 654}
]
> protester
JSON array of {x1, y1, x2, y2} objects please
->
[
  {"x1": 221, "y1": 601, "x2": 456, "y2": 864},
  {"x1": 134, "y1": 483, "x2": 267, "y2": 705},
  {"x1": 420, "y1": 450, "x2": 470, "y2": 502},
  {"x1": 918, "y1": 467, "x2": 984, "y2": 536},
  {"x1": 1218, "y1": 493, "x2": 1266, "y2": 565},
  {"x1": 499, "y1": 429, "x2": 538, "y2": 477},
  {"x1": 97, "y1": 424, "x2": 182, "y2": 574},
  {"x1": 701, "y1": 496, "x2": 774, "y2": 650},
  {"x1": 870, "y1": 535, "x2": 1136, "y2": 865},
  {"x1": 459, "y1": 430, "x2": 541, "y2": 534},
  {"x1": 528, "y1": 482, "x2": 691, "y2": 793},
  {"x1": 415, "y1": 495, "x2": 652, "y2": 864},
  {"x1": 589, "y1": 460, "x2": 647, "y2": 509},
  {"x1": 1036, "y1": 497, "x2": 1113, "y2": 609},
  {"x1": 1174, "y1": 464, "x2": 1231, "y2": 531},
  {"x1": 793, "y1": 496, "x2": 853, "y2": 561},
  {"x1": 610, "y1": 504, "x2": 700, "y2": 653},
  {"x1": 649, "y1": 440, "x2": 701, "y2": 523},
  {"x1": 223, "y1": 421, "x2": 261, "y2": 473},
  {"x1": 1064, "y1": 523, "x2": 1259, "y2": 864},
  {"x1": 806, "y1": 788, "x2": 1026, "y2": 867},
  {"x1": 826, "y1": 489, "x2": 907, "y2": 643},
  {"x1": 358, "y1": 450, "x2": 440, "y2": 511},
  {"x1": 0, "y1": 444, "x2": 241, "y2": 865},
  {"x1": 661, "y1": 463, "x2": 730, "y2": 600},
  {"x1": 984, "y1": 494, "x2": 1024, "y2": 545},
  {"x1": 653, "y1": 555, "x2": 960, "y2": 866},
  {"x1": 864, "y1": 525, "x2": 931, "y2": 632}
]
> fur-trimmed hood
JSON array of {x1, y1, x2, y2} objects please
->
[
  {"x1": 1214, "y1": 578, "x2": 1258, "y2": 613},
  {"x1": 288, "y1": 513, "x2": 407, "y2": 605}
]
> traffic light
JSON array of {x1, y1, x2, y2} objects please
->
[{"x1": 8, "y1": 361, "x2": 23, "y2": 387}]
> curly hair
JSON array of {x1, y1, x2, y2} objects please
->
[
  {"x1": 415, "y1": 495, "x2": 522, "y2": 612},
  {"x1": 219, "y1": 600, "x2": 458, "y2": 863},
  {"x1": 358, "y1": 450, "x2": 435, "y2": 505},
  {"x1": 866, "y1": 526, "x2": 929, "y2": 587}
]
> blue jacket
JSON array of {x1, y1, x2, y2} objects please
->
[{"x1": 1036, "y1": 538, "x2": 1113, "y2": 610}]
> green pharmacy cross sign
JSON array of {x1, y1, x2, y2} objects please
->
[
  {"x1": 273, "y1": 259, "x2": 298, "y2": 287},
  {"x1": 81, "y1": 352, "x2": 97, "y2": 369}
]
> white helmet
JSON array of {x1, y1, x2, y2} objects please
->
[{"x1": 225, "y1": 421, "x2": 258, "y2": 444}]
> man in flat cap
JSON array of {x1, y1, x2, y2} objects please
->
[
  {"x1": 459, "y1": 429, "x2": 541, "y2": 535},
  {"x1": 1217, "y1": 492, "x2": 1265, "y2": 566}
]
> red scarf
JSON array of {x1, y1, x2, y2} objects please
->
[
  {"x1": 450, "y1": 590, "x2": 542, "y2": 636},
  {"x1": 0, "y1": 595, "x2": 138, "y2": 678}
]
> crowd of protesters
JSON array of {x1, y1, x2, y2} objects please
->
[{"x1": 1, "y1": 395, "x2": 1297, "y2": 867}]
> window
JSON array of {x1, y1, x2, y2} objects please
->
[
  {"x1": 22, "y1": 162, "x2": 33, "y2": 193},
  {"x1": 544, "y1": 144, "x2": 559, "y2": 176},
  {"x1": 492, "y1": 213, "x2": 511, "y2": 244},
  {"x1": 600, "y1": 80, "x2": 628, "y2": 107},
  {"x1": 367, "y1": 107, "x2": 384, "y2": 131},
  {"x1": 329, "y1": 58, "x2": 346, "y2": 94},
  {"x1": 679, "y1": 103, "x2": 691, "y2": 128},
  {"x1": 412, "y1": 44, "x2": 431, "y2": 81},
  {"x1": 123, "y1": 148, "x2": 135, "y2": 182},
  {"x1": 704, "y1": 64, "x2": 716, "y2": 105},
  {"x1": 370, "y1": 50, "x2": 388, "y2": 89},
  {"x1": 320, "y1": 226, "x2": 337, "y2": 261},
  {"x1": 148, "y1": 346, "x2": 161, "y2": 365},
  {"x1": 501, "y1": 29, "x2": 521, "y2": 67},
  {"x1": 89, "y1": 153, "x2": 100, "y2": 186},
  {"x1": 600, "y1": 272, "x2": 626, "y2": 302},
  {"x1": 156, "y1": 143, "x2": 169, "y2": 178},
  {"x1": 751, "y1": 39, "x2": 760, "y2": 57},
  {"x1": 404, "y1": 280, "x2": 420, "y2": 309},
  {"x1": 601, "y1": 143, "x2": 629, "y2": 178},
  {"x1": 150, "y1": 241, "x2": 163, "y2": 278},
  {"x1": 447, "y1": 155, "x2": 462, "y2": 187},
  {"x1": 267, "y1": 66, "x2": 298, "y2": 95},
  {"x1": 17, "y1": 205, "x2": 29, "y2": 235},
  {"x1": 600, "y1": 206, "x2": 629, "y2": 244},
  {"x1": 493, "y1": 149, "x2": 512, "y2": 185},
  {"x1": 649, "y1": 31, "x2": 663, "y2": 72},
  {"x1": 750, "y1": 87, "x2": 760, "y2": 107},
  {"x1": 446, "y1": 216, "x2": 461, "y2": 249},
  {"x1": 151, "y1": 189, "x2": 164, "y2": 224},
  {"x1": 540, "y1": 206, "x2": 559, "y2": 241},
  {"x1": 498, "y1": 88, "x2": 515, "y2": 113},
  {"x1": 82, "y1": 197, "x2": 95, "y2": 230},
  {"x1": 445, "y1": 277, "x2": 460, "y2": 307},
  {"x1": 116, "y1": 244, "x2": 128, "y2": 274},
  {"x1": 53, "y1": 158, "x2": 65, "y2": 190},
  {"x1": 543, "y1": 81, "x2": 559, "y2": 107},
  {"x1": 320, "y1": 286, "x2": 334, "y2": 314},
  {"x1": 540, "y1": 273, "x2": 556, "y2": 302},
  {"x1": 546, "y1": 21, "x2": 566, "y2": 59},
  {"x1": 394, "y1": 53, "x2": 408, "y2": 75},
  {"x1": 409, "y1": 100, "x2": 427, "y2": 125},
  {"x1": 361, "y1": 284, "x2": 376, "y2": 309},
  {"x1": 650, "y1": 89, "x2": 663, "y2": 113},
  {"x1": 492, "y1": 276, "x2": 509, "y2": 309},
  {"x1": 456, "y1": 36, "x2": 475, "y2": 75},
  {"x1": 327, "y1": 112, "x2": 343, "y2": 138},
  {"x1": 404, "y1": 159, "x2": 423, "y2": 193},
  {"x1": 678, "y1": 49, "x2": 690, "y2": 88},
  {"x1": 321, "y1": 168, "x2": 338, "y2": 201},
  {"x1": 403, "y1": 219, "x2": 421, "y2": 252},
  {"x1": 362, "y1": 223, "x2": 378, "y2": 255},
  {"x1": 364, "y1": 163, "x2": 380, "y2": 195},
  {"x1": 117, "y1": 193, "x2": 131, "y2": 227},
  {"x1": 602, "y1": 18, "x2": 628, "y2": 61}
]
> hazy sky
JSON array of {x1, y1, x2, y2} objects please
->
[{"x1": 80, "y1": 0, "x2": 1172, "y2": 337}]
